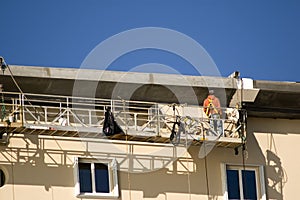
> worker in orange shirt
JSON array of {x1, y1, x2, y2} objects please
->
[{"x1": 203, "y1": 90, "x2": 223, "y2": 136}]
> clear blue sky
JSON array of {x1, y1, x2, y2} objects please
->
[{"x1": 1, "y1": 0, "x2": 300, "y2": 82}]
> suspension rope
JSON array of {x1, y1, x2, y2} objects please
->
[
  {"x1": 1, "y1": 93, "x2": 6, "y2": 122},
  {"x1": 203, "y1": 134, "x2": 210, "y2": 200},
  {"x1": 184, "y1": 128, "x2": 192, "y2": 200},
  {"x1": 121, "y1": 98, "x2": 131, "y2": 200},
  {"x1": 126, "y1": 134, "x2": 132, "y2": 200},
  {"x1": 5, "y1": 63, "x2": 47, "y2": 124},
  {"x1": 10, "y1": 141, "x2": 16, "y2": 200},
  {"x1": 7, "y1": 65, "x2": 24, "y2": 94}
]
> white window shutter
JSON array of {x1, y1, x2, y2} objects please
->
[
  {"x1": 111, "y1": 159, "x2": 119, "y2": 198},
  {"x1": 73, "y1": 157, "x2": 80, "y2": 196}
]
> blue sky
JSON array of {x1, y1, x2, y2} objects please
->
[{"x1": 1, "y1": 0, "x2": 300, "y2": 82}]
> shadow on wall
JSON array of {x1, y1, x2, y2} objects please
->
[
  {"x1": 119, "y1": 145, "x2": 214, "y2": 199},
  {"x1": 119, "y1": 144, "x2": 247, "y2": 199},
  {"x1": 0, "y1": 135, "x2": 206, "y2": 196},
  {"x1": 3, "y1": 131, "x2": 287, "y2": 199},
  {"x1": 1, "y1": 134, "x2": 237, "y2": 199},
  {"x1": 246, "y1": 118, "x2": 294, "y2": 200},
  {"x1": 266, "y1": 150, "x2": 285, "y2": 200},
  {"x1": 0, "y1": 135, "x2": 81, "y2": 191}
]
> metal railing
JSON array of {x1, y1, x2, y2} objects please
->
[{"x1": 0, "y1": 92, "x2": 246, "y2": 140}]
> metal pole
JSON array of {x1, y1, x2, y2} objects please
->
[
  {"x1": 44, "y1": 107, "x2": 48, "y2": 124},
  {"x1": 156, "y1": 103, "x2": 160, "y2": 136},
  {"x1": 66, "y1": 97, "x2": 70, "y2": 126},
  {"x1": 21, "y1": 94, "x2": 25, "y2": 127},
  {"x1": 134, "y1": 113, "x2": 137, "y2": 131},
  {"x1": 89, "y1": 110, "x2": 92, "y2": 127}
]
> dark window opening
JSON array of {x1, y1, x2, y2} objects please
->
[
  {"x1": 226, "y1": 168, "x2": 258, "y2": 200},
  {"x1": 79, "y1": 163, "x2": 92, "y2": 193},
  {"x1": 0, "y1": 169, "x2": 5, "y2": 187},
  {"x1": 226, "y1": 169, "x2": 240, "y2": 199},
  {"x1": 95, "y1": 163, "x2": 109, "y2": 193},
  {"x1": 242, "y1": 170, "x2": 257, "y2": 200}
]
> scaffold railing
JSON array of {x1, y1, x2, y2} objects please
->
[{"x1": 0, "y1": 91, "x2": 246, "y2": 145}]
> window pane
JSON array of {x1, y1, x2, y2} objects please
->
[
  {"x1": 0, "y1": 170, "x2": 5, "y2": 187},
  {"x1": 226, "y1": 169, "x2": 240, "y2": 200},
  {"x1": 242, "y1": 170, "x2": 257, "y2": 200},
  {"x1": 79, "y1": 163, "x2": 92, "y2": 193},
  {"x1": 95, "y1": 163, "x2": 109, "y2": 193}
]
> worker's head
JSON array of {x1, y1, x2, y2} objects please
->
[{"x1": 208, "y1": 90, "x2": 215, "y2": 95}]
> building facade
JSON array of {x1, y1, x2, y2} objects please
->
[{"x1": 0, "y1": 65, "x2": 299, "y2": 200}]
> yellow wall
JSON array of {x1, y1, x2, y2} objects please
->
[
  {"x1": 247, "y1": 117, "x2": 300, "y2": 200},
  {"x1": 0, "y1": 117, "x2": 299, "y2": 200}
]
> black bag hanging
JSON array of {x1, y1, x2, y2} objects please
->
[{"x1": 103, "y1": 107, "x2": 124, "y2": 136}]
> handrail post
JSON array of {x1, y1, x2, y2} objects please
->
[
  {"x1": 134, "y1": 113, "x2": 137, "y2": 131},
  {"x1": 156, "y1": 103, "x2": 160, "y2": 136},
  {"x1": 44, "y1": 107, "x2": 48, "y2": 124},
  {"x1": 66, "y1": 97, "x2": 70, "y2": 126},
  {"x1": 11, "y1": 98, "x2": 15, "y2": 114},
  {"x1": 88, "y1": 110, "x2": 92, "y2": 127},
  {"x1": 110, "y1": 100, "x2": 114, "y2": 113},
  {"x1": 20, "y1": 94, "x2": 25, "y2": 127},
  {"x1": 123, "y1": 99, "x2": 128, "y2": 134}
]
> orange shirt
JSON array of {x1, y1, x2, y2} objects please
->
[{"x1": 203, "y1": 95, "x2": 221, "y2": 116}]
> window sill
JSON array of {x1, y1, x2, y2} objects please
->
[{"x1": 77, "y1": 192, "x2": 119, "y2": 199}]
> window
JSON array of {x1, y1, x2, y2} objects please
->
[
  {"x1": 0, "y1": 169, "x2": 5, "y2": 187},
  {"x1": 74, "y1": 158, "x2": 119, "y2": 198},
  {"x1": 222, "y1": 164, "x2": 266, "y2": 200}
]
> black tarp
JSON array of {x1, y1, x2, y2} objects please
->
[{"x1": 103, "y1": 107, "x2": 124, "y2": 136}]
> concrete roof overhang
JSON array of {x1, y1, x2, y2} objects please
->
[
  {"x1": 244, "y1": 80, "x2": 300, "y2": 119},
  {"x1": 1, "y1": 65, "x2": 300, "y2": 119},
  {"x1": 1, "y1": 65, "x2": 238, "y2": 107}
]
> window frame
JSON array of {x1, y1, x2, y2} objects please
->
[
  {"x1": 221, "y1": 163, "x2": 266, "y2": 200},
  {"x1": 74, "y1": 157, "x2": 119, "y2": 199}
]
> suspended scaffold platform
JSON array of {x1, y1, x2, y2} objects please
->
[{"x1": 0, "y1": 92, "x2": 246, "y2": 148}]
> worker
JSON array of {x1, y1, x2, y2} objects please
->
[{"x1": 203, "y1": 90, "x2": 223, "y2": 136}]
